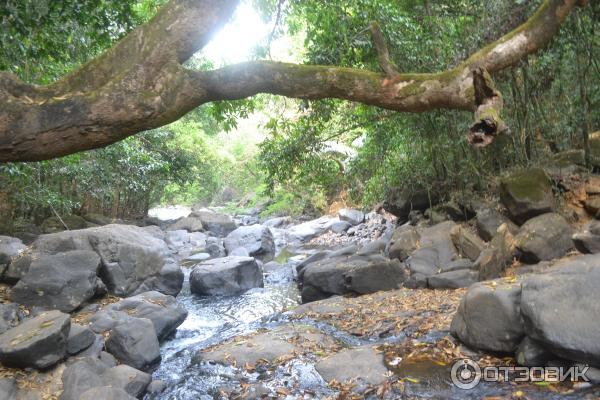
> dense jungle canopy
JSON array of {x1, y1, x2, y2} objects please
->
[{"x1": 0, "y1": 0, "x2": 598, "y2": 228}]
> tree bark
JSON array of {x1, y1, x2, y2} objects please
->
[{"x1": 0, "y1": 0, "x2": 582, "y2": 162}]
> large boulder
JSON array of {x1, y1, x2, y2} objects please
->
[
  {"x1": 300, "y1": 253, "x2": 408, "y2": 303},
  {"x1": 405, "y1": 221, "x2": 458, "y2": 278},
  {"x1": 31, "y1": 224, "x2": 171, "y2": 297},
  {"x1": 388, "y1": 225, "x2": 420, "y2": 261},
  {"x1": 513, "y1": 213, "x2": 573, "y2": 263},
  {"x1": 0, "y1": 303, "x2": 19, "y2": 335},
  {"x1": 105, "y1": 317, "x2": 161, "y2": 371},
  {"x1": 103, "y1": 291, "x2": 187, "y2": 340},
  {"x1": 476, "y1": 223, "x2": 516, "y2": 281},
  {"x1": 338, "y1": 208, "x2": 365, "y2": 226},
  {"x1": 384, "y1": 187, "x2": 438, "y2": 221},
  {"x1": 0, "y1": 310, "x2": 70, "y2": 369},
  {"x1": 190, "y1": 211, "x2": 237, "y2": 236},
  {"x1": 475, "y1": 207, "x2": 518, "y2": 242},
  {"x1": 67, "y1": 324, "x2": 96, "y2": 355},
  {"x1": 132, "y1": 263, "x2": 184, "y2": 297},
  {"x1": 428, "y1": 269, "x2": 478, "y2": 289},
  {"x1": 166, "y1": 216, "x2": 204, "y2": 232},
  {"x1": 451, "y1": 279, "x2": 525, "y2": 353},
  {"x1": 288, "y1": 216, "x2": 337, "y2": 241},
  {"x1": 450, "y1": 225, "x2": 486, "y2": 261},
  {"x1": 11, "y1": 250, "x2": 101, "y2": 312},
  {"x1": 520, "y1": 255, "x2": 600, "y2": 366},
  {"x1": 499, "y1": 168, "x2": 554, "y2": 225},
  {"x1": 224, "y1": 225, "x2": 275, "y2": 261},
  {"x1": 190, "y1": 256, "x2": 263, "y2": 296},
  {"x1": 573, "y1": 221, "x2": 600, "y2": 254},
  {"x1": 0, "y1": 236, "x2": 26, "y2": 278}
]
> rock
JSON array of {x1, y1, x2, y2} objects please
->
[
  {"x1": 384, "y1": 187, "x2": 438, "y2": 221},
  {"x1": 0, "y1": 310, "x2": 70, "y2": 369},
  {"x1": 515, "y1": 337, "x2": 552, "y2": 367},
  {"x1": 573, "y1": 221, "x2": 600, "y2": 254},
  {"x1": 105, "y1": 317, "x2": 161, "y2": 371},
  {"x1": 301, "y1": 253, "x2": 407, "y2": 303},
  {"x1": 475, "y1": 207, "x2": 519, "y2": 242},
  {"x1": 263, "y1": 216, "x2": 291, "y2": 228},
  {"x1": 0, "y1": 236, "x2": 26, "y2": 275},
  {"x1": 2, "y1": 254, "x2": 32, "y2": 284},
  {"x1": 357, "y1": 239, "x2": 386, "y2": 256},
  {"x1": 438, "y1": 200, "x2": 476, "y2": 221},
  {"x1": 31, "y1": 224, "x2": 171, "y2": 297},
  {"x1": 101, "y1": 364, "x2": 151, "y2": 398},
  {"x1": 146, "y1": 380, "x2": 166, "y2": 395},
  {"x1": 428, "y1": 269, "x2": 477, "y2": 289},
  {"x1": 388, "y1": 226, "x2": 420, "y2": 261},
  {"x1": 338, "y1": 208, "x2": 365, "y2": 226},
  {"x1": 329, "y1": 220, "x2": 352, "y2": 233},
  {"x1": 166, "y1": 216, "x2": 204, "y2": 232},
  {"x1": 514, "y1": 213, "x2": 573, "y2": 263},
  {"x1": 189, "y1": 211, "x2": 236, "y2": 236},
  {"x1": 520, "y1": 255, "x2": 600, "y2": 366},
  {"x1": 440, "y1": 258, "x2": 474, "y2": 273},
  {"x1": 60, "y1": 357, "x2": 107, "y2": 400},
  {"x1": 80, "y1": 388, "x2": 136, "y2": 400},
  {"x1": 82, "y1": 213, "x2": 115, "y2": 226},
  {"x1": 450, "y1": 225, "x2": 486, "y2": 261},
  {"x1": 451, "y1": 278, "x2": 524, "y2": 353},
  {"x1": 164, "y1": 230, "x2": 190, "y2": 247},
  {"x1": 224, "y1": 225, "x2": 275, "y2": 261},
  {"x1": 476, "y1": 224, "x2": 516, "y2": 280},
  {"x1": 67, "y1": 324, "x2": 96, "y2": 355},
  {"x1": 104, "y1": 291, "x2": 187, "y2": 340},
  {"x1": 0, "y1": 303, "x2": 19, "y2": 335},
  {"x1": 406, "y1": 221, "x2": 458, "y2": 277},
  {"x1": 0, "y1": 378, "x2": 17, "y2": 400},
  {"x1": 315, "y1": 346, "x2": 388, "y2": 385},
  {"x1": 11, "y1": 250, "x2": 101, "y2": 312},
  {"x1": 499, "y1": 168, "x2": 554, "y2": 225},
  {"x1": 140, "y1": 263, "x2": 184, "y2": 297},
  {"x1": 185, "y1": 252, "x2": 211, "y2": 262},
  {"x1": 288, "y1": 216, "x2": 337, "y2": 241},
  {"x1": 190, "y1": 256, "x2": 263, "y2": 296},
  {"x1": 40, "y1": 215, "x2": 88, "y2": 234},
  {"x1": 229, "y1": 247, "x2": 250, "y2": 257}
]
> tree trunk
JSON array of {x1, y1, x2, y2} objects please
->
[{"x1": 0, "y1": 0, "x2": 583, "y2": 162}]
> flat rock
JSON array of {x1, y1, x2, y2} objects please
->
[
  {"x1": 190, "y1": 256, "x2": 263, "y2": 296},
  {"x1": 11, "y1": 250, "x2": 101, "y2": 312},
  {"x1": 315, "y1": 346, "x2": 388, "y2": 385},
  {"x1": 0, "y1": 310, "x2": 70, "y2": 369}
]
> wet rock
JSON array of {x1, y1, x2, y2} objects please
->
[
  {"x1": 40, "y1": 215, "x2": 88, "y2": 234},
  {"x1": 224, "y1": 225, "x2": 275, "y2": 261},
  {"x1": 384, "y1": 187, "x2": 438, "y2": 222},
  {"x1": 450, "y1": 225, "x2": 486, "y2": 261},
  {"x1": 190, "y1": 211, "x2": 236, "y2": 236},
  {"x1": 476, "y1": 224, "x2": 516, "y2": 281},
  {"x1": 166, "y1": 216, "x2": 204, "y2": 232},
  {"x1": 476, "y1": 207, "x2": 518, "y2": 242},
  {"x1": 190, "y1": 256, "x2": 263, "y2": 296},
  {"x1": 11, "y1": 250, "x2": 101, "y2": 312},
  {"x1": 301, "y1": 253, "x2": 407, "y2": 302},
  {"x1": 573, "y1": 221, "x2": 600, "y2": 254},
  {"x1": 514, "y1": 213, "x2": 573, "y2": 263},
  {"x1": 105, "y1": 317, "x2": 161, "y2": 371},
  {"x1": 67, "y1": 324, "x2": 96, "y2": 355},
  {"x1": 0, "y1": 303, "x2": 19, "y2": 334},
  {"x1": 80, "y1": 388, "x2": 136, "y2": 400},
  {"x1": 338, "y1": 208, "x2": 365, "y2": 226},
  {"x1": 499, "y1": 168, "x2": 554, "y2": 225},
  {"x1": 516, "y1": 337, "x2": 552, "y2": 367},
  {"x1": 0, "y1": 310, "x2": 70, "y2": 369},
  {"x1": 428, "y1": 269, "x2": 477, "y2": 289},
  {"x1": 103, "y1": 291, "x2": 187, "y2": 340},
  {"x1": 520, "y1": 255, "x2": 600, "y2": 366},
  {"x1": 451, "y1": 278, "x2": 524, "y2": 353},
  {"x1": 31, "y1": 224, "x2": 171, "y2": 297},
  {"x1": 388, "y1": 225, "x2": 420, "y2": 261},
  {"x1": 315, "y1": 346, "x2": 388, "y2": 385}
]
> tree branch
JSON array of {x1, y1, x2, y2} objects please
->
[
  {"x1": 0, "y1": 0, "x2": 581, "y2": 162},
  {"x1": 369, "y1": 21, "x2": 400, "y2": 78}
]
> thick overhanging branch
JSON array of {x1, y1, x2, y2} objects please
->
[
  {"x1": 369, "y1": 21, "x2": 400, "y2": 78},
  {"x1": 0, "y1": 0, "x2": 582, "y2": 162}
]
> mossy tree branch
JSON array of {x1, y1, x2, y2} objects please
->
[{"x1": 0, "y1": 0, "x2": 582, "y2": 162}]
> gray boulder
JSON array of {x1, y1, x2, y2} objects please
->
[
  {"x1": 520, "y1": 255, "x2": 600, "y2": 366},
  {"x1": 451, "y1": 279, "x2": 524, "y2": 353},
  {"x1": 450, "y1": 225, "x2": 486, "y2": 261},
  {"x1": 288, "y1": 216, "x2": 337, "y2": 241},
  {"x1": 0, "y1": 378, "x2": 17, "y2": 400},
  {"x1": 573, "y1": 221, "x2": 600, "y2": 254},
  {"x1": 190, "y1": 256, "x2": 263, "y2": 296},
  {"x1": 476, "y1": 224, "x2": 516, "y2": 281},
  {"x1": 0, "y1": 303, "x2": 19, "y2": 334},
  {"x1": 388, "y1": 225, "x2": 420, "y2": 261},
  {"x1": 11, "y1": 250, "x2": 101, "y2": 312},
  {"x1": 406, "y1": 221, "x2": 458, "y2": 277},
  {"x1": 166, "y1": 216, "x2": 203, "y2": 232},
  {"x1": 190, "y1": 211, "x2": 236, "y2": 236},
  {"x1": 67, "y1": 324, "x2": 96, "y2": 355},
  {"x1": 428, "y1": 269, "x2": 477, "y2": 289},
  {"x1": 101, "y1": 364, "x2": 151, "y2": 398},
  {"x1": 0, "y1": 310, "x2": 70, "y2": 369},
  {"x1": 106, "y1": 317, "x2": 161, "y2": 371},
  {"x1": 329, "y1": 220, "x2": 352, "y2": 234},
  {"x1": 499, "y1": 168, "x2": 554, "y2": 224},
  {"x1": 31, "y1": 224, "x2": 171, "y2": 297},
  {"x1": 0, "y1": 236, "x2": 26, "y2": 277},
  {"x1": 338, "y1": 208, "x2": 365, "y2": 226},
  {"x1": 515, "y1": 336, "x2": 552, "y2": 367},
  {"x1": 224, "y1": 225, "x2": 275, "y2": 261},
  {"x1": 132, "y1": 263, "x2": 184, "y2": 297},
  {"x1": 475, "y1": 208, "x2": 518, "y2": 242},
  {"x1": 80, "y1": 388, "x2": 136, "y2": 400},
  {"x1": 514, "y1": 213, "x2": 573, "y2": 263},
  {"x1": 229, "y1": 247, "x2": 250, "y2": 257},
  {"x1": 104, "y1": 291, "x2": 187, "y2": 340}
]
